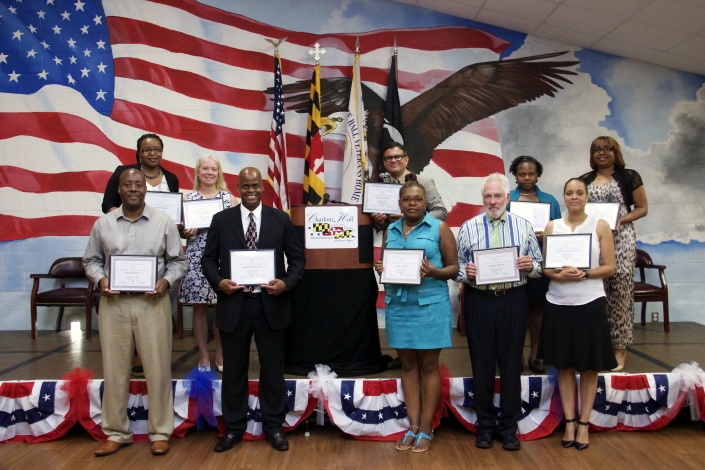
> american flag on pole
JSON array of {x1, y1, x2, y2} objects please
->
[
  {"x1": 1, "y1": 0, "x2": 507, "y2": 244},
  {"x1": 267, "y1": 52, "x2": 290, "y2": 212}
]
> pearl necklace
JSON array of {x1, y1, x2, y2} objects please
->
[{"x1": 519, "y1": 191, "x2": 536, "y2": 196}]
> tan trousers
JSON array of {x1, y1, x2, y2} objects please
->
[{"x1": 98, "y1": 294, "x2": 173, "y2": 442}]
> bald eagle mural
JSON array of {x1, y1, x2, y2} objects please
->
[{"x1": 267, "y1": 51, "x2": 579, "y2": 178}]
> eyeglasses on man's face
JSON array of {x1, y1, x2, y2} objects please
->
[{"x1": 383, "y1": 154, "x2": 405, "y2": 162}]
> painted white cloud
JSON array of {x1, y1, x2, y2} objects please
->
[{"x1": 495, "y1": 35, "x2": 705, "y2": 245}]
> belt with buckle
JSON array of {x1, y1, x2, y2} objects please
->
[
  {"x1": 244, "y1": 291, "x2": 261, "y2": 298},
  {"x1": 471, "y1": 286, "x2": 523, "y2": 297}
]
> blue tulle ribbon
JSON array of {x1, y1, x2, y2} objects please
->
[{"x1": 184, "y1": 366, "x2": 219, "y2": 430}]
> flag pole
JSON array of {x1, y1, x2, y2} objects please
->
[{"x1": 264, "y1": 37, "x2": 290, "y2": 211}]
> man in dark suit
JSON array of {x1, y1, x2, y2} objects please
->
[{"x1": 202, "y1": 167, "x2": 305, "y2": 452}]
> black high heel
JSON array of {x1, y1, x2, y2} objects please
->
[
  {"x1": 575, "y1": 421, "x2": 590, "y2": 450},
  {"x1": 561, "y1": 418, "x2": 576, "y2": 448}
]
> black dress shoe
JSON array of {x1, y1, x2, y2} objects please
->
[
  {"x1": 529, "y1": 360, "x2": 546, "y2": 374},
  {"x1": 214, "y1": 433, "x2": 242, "y2": 452},
  {"x1": 502, "y1": 434, "x2": 521, "y2": 451},
  {"x1": 265, "y1": 432, "x2": 289, "y2": 451},
  {"x1": 475, "y1": 433, "x2": 494, "y2": 449}
]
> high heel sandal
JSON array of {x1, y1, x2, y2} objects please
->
[
  {"x1": 575, "y1": 421, "x2": 590, "y2": 451},
  {"x1": 396, "y1": 426, "x2": 418, "y2": 451},
  {"x1": 411, "y1": 429, "x2": 434, "y2": 453},
  {"x1": 561, "y1": 418, "x2": 576, "y2": 448}
]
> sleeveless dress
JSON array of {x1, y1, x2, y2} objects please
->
[
  {"x1": 587, "y1": 179, "x2": 637, "y2": 348},
  {"x1": 178, "y1": 190, "x2": 233, "y2": 304},
  {"x1": 538, "y1": 216, "x2": 617, "y2": 372},
  {"x1": 384, "y1": 213, "x2": 452, "y2": 349}
]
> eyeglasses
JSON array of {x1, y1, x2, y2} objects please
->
[
  {"x1": 400, "y1": 196, "x2": 426, "y2": 204},
  {"x1": 140, "y1": 147, "x2": 163, "y2": 154},
  {"x1": 593, "y1": 146, "x2": 615, "y2": 153},
  {"x1": 383, "y1": 154, "x2": 405, "y2": 162}
]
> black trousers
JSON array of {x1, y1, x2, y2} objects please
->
[
  {"x1": 220, "y1": 296, "x2": 286, "y2": 436},
  {"x1": 464, "y1": 287, "x2": 528, "y2": 437}
]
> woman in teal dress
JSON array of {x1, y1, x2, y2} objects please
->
[{"x1": 374, "y1": 174, "x2": 458, "y2": 453}]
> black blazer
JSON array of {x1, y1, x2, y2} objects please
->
[
  {"x1": 201, "y1": 204, "x2": 305, "y2": 332},
  {"x1": 101, "y1": 163, "x2": 179, "y2": 213}
]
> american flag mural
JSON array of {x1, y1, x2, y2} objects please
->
[{"x1": 0, "y1": 0, "x2": 506, "y2": 243}]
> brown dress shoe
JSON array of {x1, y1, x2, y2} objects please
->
[
  {"x1": 151, "y1": 440, "x2": 170, "y2": 455},
  {"x1": 94, "y1": 440, "x2": 129, "y2": 457}
]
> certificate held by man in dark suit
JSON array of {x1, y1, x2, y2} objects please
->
[{"x1": 201, "y1": 167, "x2": 305, "y2": 453}]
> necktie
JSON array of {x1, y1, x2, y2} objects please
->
[{"x1": 246, "y1": 213, "x2": 257, "y2": 249}]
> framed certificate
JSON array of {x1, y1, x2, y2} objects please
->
[
  {"x1": 544, "y1": 234, "x2": 592, "y2": 269},
  {"x1": 380, "y1": 249, "x2": 425, "y2": 285},
  {"x1": 230, "y1": 249, "x2": 276, "y2": 286},
  {"x1": 145, "y1": 191, "x2": 182, "y2": 224},
  {"x1": 362, "y1": 182, "x2": 402, "y2": 214},
  {"x1": 585, "y1": 202, "x2": 621, "y2": 230},
  {"x1": 473, "y1": 246, "x2": 521, "y2": 286},
  {"x1": 109, "y1": 255, "x2": 158, "y2": 292},
  {"x1": 183, "y1": 197, "x2": 224, "y2": 229},
  {"x1": 509, "y1": 201, "x2": 551, "y2": 232}
]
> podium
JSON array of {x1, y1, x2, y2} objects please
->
[{"x1": 285, "y1": 205, "x2": 387, "y2": 376}]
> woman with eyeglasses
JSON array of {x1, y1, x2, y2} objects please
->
[
  {"x1": 507, "y1": 156, "x2": 562, "y2": 374},
  {"x1": 373, "y1": 174, "x2": 458, "y2": 453},
  {"x1": 100, "y1": 133, "x2": 180, "y2": 377},
  {"x1": 580, "y1": 136, "x2": 648, "y2": 371},
  {"x1": 101, "y1": 133, "x2": 179, "y2": 213}
]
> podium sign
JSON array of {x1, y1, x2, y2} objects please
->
[
  {"x1": 290, "y1": 204, "x2": 373, "y2": 270},
  {"x1": 304, "y1": 206, "x2": 358, "y2": 249}
]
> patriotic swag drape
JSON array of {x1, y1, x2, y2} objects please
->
[{"x1": 2, "y1": 371, "x2": 704, "y2": 443}]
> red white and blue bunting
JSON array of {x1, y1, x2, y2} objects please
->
[{"x1": 2, "y1": 369, "x2": 704, "y2": 443}]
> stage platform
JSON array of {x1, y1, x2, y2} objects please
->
[
  {"x1": 1, "y1": 322, "x2": 704, "y2": 470},
  {"x1": 1, "y1": 321, "x2": 703, "y2": 381}
]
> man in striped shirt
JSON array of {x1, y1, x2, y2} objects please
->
[{"x1": 456, "y1": 173, "x2": 542, "y2": 451}]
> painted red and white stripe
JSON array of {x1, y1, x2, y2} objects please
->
[{"x1": 0, "y1": 0, "x2": 506, "y2": 242}]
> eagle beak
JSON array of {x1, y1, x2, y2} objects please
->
[{"x1": 321, "y1": 116, "x2": 344, "y2": 135}]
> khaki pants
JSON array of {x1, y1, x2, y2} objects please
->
[{"x1": 98, "y1": 294, "x2": 173, "y2": 442}]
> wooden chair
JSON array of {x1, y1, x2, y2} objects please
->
[
  {"x1": 30, "y1": 257, "x2": 95, "y2": 339},
  {"x1": 634, "y1": 248, "x2": 669, "y2": 333}
]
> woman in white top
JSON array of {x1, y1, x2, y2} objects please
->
[{"x1": 538, "y1": 178, "x2": 616, "y2": 451}]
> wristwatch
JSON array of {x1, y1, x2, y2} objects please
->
[{"x1": 581, "y1": 269, "x2": 590, "y2": 279}]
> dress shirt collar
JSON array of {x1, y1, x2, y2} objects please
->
[
  {"x1": 486, "y1": 210, "x2": 508, "y2": 226},
  {"x1": 115, "y1": 204, "x2": 151, "y2": 222}
]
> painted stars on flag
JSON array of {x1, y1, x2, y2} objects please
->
[{"x1": 0, "y1": 0, "x2": 114, "y2": 114}]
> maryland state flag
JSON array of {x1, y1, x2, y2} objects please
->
[{"x1": 303, "y1": 65, "x2": 325, "y2": 205}]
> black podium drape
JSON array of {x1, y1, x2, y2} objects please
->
[{"x1": 285, "y1": 269, "x2": 388, "y2": 377}]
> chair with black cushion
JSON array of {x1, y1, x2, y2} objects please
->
[
  {"x1": 634, "y1": 248, "x2": 669, "y2": 333},
  {"x1": 30, "y1": 257, "x2": 95, "y2": 339}
]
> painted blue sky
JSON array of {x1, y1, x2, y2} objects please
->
[
  {"x1": 200, "y1": 0, "x2": 525, "y2": 57},
  {"x1": 576, "y1": 49, "x2": 705, "y2": 151}
]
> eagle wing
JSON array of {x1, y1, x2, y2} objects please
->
[
  {"x1": 265, "y1": 77, "x2": 385, "y2": 114},
  {"x1": 402, "y1": 51, "x2": 579, "y2": 172}
]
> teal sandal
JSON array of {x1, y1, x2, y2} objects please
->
[
  {"x1": 411, "y1": 429, "x2": 434, "y2": 453},
  {"x1": 396, "y1": 428, "x2": 418, "y2": 451}
]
